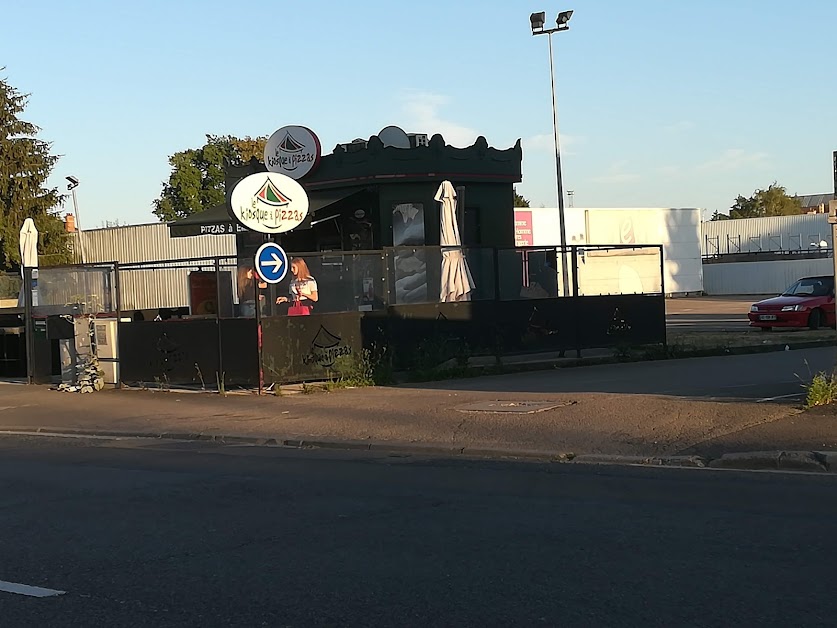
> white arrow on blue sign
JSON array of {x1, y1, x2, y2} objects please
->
[{"x1": 254, "y1": 242, "x2": 289, "y2": 284}]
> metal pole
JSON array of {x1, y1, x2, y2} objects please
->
[
  {"x1": 23, "y1": 267, "x2": 34, "y2": 385},
  {"x1": 114, "y1": 261, "x2": 122, "y2": 389},
  {"x1": 255, "y1": 269, "x2": 263, "y2": 396},
  {"x1": 547, "y1": 32, "x2": 572, "y2": 298},
  {"x1": 214, "y1": 257, "x2": 224, "y2": 392},
  {"x1": 71, "y1": 188, "x2": 85, "y2": 265}
]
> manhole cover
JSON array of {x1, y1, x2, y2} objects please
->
[{"x1": 455, "y1": 400, "x2": 573, "y2": 414}]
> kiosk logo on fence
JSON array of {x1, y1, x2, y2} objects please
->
[
  {"x1": 229, "y1": 172, "x2": 309, "y2": 234},
  {"x1": 264, "y1": 126, "x2": 321, "y2": 179},
  {"x1": 303, "y1": 325, "x2": 352, "y2": 368}
]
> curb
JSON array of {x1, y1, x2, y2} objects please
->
[
  {"x1": 3, "y1": 428, "x2": 836, "y2": 473},
  {"x1": 707, "y1": 450, "x2": 833, "y2": 473}
]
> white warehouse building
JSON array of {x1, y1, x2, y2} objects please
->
[{"x1": 514, "y1": 207, "x2": 703, "y2": 296}]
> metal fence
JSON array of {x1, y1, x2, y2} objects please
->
[
  {"x1": 19, "y1": 244, "x2": 665, "y2": 319},
  {"x1": 16, "y1": 244, "x2": 666, "y2": 388}
]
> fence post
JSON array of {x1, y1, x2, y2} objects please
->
[
  {"x1": 214, "y1": 257, "x2": 224, "y2": 392},
  {"x1": 255, "y1": 270, "x2": 263, "y2": 396},
  {"x1": 570, "y1": 246, "x2": 579, "y2": 297},
  {"x1": 659, "y1": 245, "x2": 667, "y2": 348},
  {"x1": 114, "y1": 262, "x2": 122, "y2": 389},
  {"x1": 382, "y1": 248, "x2": 393, "y2": 306},
  {"x1": 569, "y1": 246, "x2": 581, "y2": 358},
  {"x1": 492, "y1": 248, "x2": 501, "y2": 301},
  {"x1": 23, "y1": 267, "x2": 33, "y2": 385}
]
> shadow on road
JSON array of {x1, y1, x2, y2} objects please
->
[{"x1": 406, "y1": 346, "x2": 837, "y2": 402}]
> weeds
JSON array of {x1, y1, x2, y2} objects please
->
[
  {"x1": 803, "y1": 371, "x2": 837, "y2": 408},
  {"x1": 195, "y1": 364, "x2": 206, "y2": 391}
]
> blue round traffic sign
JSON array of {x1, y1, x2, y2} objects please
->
[{"x1": 254, "y1": 242, "x2": 289, "y2": 284}]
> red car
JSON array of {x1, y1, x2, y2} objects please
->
[{"x1": 748, "y1": 275, "x2": 835, "y2": 331}]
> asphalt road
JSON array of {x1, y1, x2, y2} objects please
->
[
  {"x1": 431, "y1": 346, "x2": 837, "y2": 402},
  {"x1": 1, "y1": 435, "x2": 836, "y2": 627}
]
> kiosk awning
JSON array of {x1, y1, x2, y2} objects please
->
[{"x1": 168, "y1": 189, "x2": 368, "y2": 238}]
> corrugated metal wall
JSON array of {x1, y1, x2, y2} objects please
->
[
  {"x1": 71, "y1": 223, "x2": 237, "y2": 312},
  {"x1": 77, "y1": 223, "x2": 235, "y2": 264},
  {"x1": 703, "y1": 258, "x2": 833, "y2": 295},
  {"x1": 701, "y1": 215, "x2": 831, "y2": 256}
]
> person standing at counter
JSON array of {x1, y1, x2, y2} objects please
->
[
  {"x1": 237, "y1": 265, "x2": 266, "y2": 318},
  {"x1": 276, "y1": 257, "x2": 319, "y2": 313}
]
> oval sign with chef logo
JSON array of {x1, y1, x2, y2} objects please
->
[
  {"x1": 229, "y1": 172, "x2": 309, "y2": 234},
  {"x1": 264, "y1": 125, "x2": 321, "y2": 179}
]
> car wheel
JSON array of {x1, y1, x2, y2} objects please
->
[{"x1": 808, "y1": 309, "x2": 822, "y2": 331}]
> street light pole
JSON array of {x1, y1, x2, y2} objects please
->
[
  {"x1": 66, "y1": 176, "x2": 85, "y2": 265},
  {"x1": 531, "y1": 10, "x2": 573, "y2": 297}
]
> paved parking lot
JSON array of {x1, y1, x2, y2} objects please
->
[{"x1": 666, "y1": 295, "x2": 762, "y2": 331}]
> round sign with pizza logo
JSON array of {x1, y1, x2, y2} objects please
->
[{"x1": 229, "y1": 172, "x2": 309, "y2": 234}]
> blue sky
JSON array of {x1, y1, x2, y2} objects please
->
[{"x1": 2, "y1": 0, "x2": 835, "y2": 227}]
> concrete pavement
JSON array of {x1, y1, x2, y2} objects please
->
[{"x1": 2, "y1": 347, "x2": 837, "y2": 464}]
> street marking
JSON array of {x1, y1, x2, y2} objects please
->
[{"x1": 0, "y1": 580, "x2": 65, "y2": 597}]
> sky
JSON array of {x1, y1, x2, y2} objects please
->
[{"x1": 2, "y1": 0, "x2": 836, "y2": 227}]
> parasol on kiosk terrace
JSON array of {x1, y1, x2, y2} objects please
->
[
  {"x1": 18, "y1": 217, "x2": 39, "y2": 307},
  {"x1": 436, "y1": 180, "x2": 475, "y2": 302}
]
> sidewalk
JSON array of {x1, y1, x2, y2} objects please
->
[{"x1": 0, "y1": 375, "x2": 830, "y2": 465}]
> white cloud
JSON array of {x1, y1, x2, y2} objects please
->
[
  {"x1": 397, "y1": 89, "x2": 478, "y2": 147},
  {"x1": 662, "y1": 120, "x2": 695, "y2": 133},
  {"x1": 697, "y1": 148, "x2": 770, "y2": 172},
  {"x1": 657, "y1": 165, "x2": 682, "y2": 177},
  {"x1": 589, "y1": 161, "x2": 641, "y2": 184},
  {"x1": 523, "y1": 133, "x2": 583, "y2": 155}
]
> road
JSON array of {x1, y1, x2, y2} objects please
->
[
  {"x1": 0, "y1": 434, "x2": 835, "y2": 627},
  {"x1": 431, "y1": 346, "x2": 837, "y2": 402}
]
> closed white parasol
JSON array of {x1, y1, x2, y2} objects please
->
[
  {"x1": 18, "y1": 218, "x2": 39, "y2": 307},
  {"x1": 436, "y1": 180, "x2": 474, "y2": 302},
  {"x1": 19, "y1": 218, "x2": 39, "y2": 269}
]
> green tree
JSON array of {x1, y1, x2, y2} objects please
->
[
  {"x1": 710, "y1": 210, "x2": 730, "y2": 221},
  {"x1": 513, "y1": 189, "x2": 530, "y2": 208},
  {"x1": 0, "y1": 74, "x2": 70, "y2": 269},
  {"x1": 729, "y1": 182, "x2": 801, "y2": 219},
  {"x1": 152, "y1": 134, "x2": 267, "y2": 222}
]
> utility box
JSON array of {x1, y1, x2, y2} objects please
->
[
  {"x1": 93, "y1": 319, "x2": 121, "y2": 386},
  {"x1": 72, "y1": 317, "x2": 124, "y2": 387}
]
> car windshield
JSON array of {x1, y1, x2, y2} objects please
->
[{"x1": 782, "y1": 278, "x2": 833, "y2": 297}]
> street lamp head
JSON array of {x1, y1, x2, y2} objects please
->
[
  {"x1": 66, "y1": 175, "x2": 79, "y2": 190},
  {"x1": 530, "y1": 11, "x2": 546, "y2": 32},
  {"x1": 556, "y1": 10, "x2": 573, "y2": 27}
]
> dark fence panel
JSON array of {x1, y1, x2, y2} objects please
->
[
  {"x1": 119, "y1": 319, "x2": 257, "y2": 388},
  {"x1": 360, "y1": 294, "x2": 665, "y2": 373},
  {"x1": 219, "y1": 318, "x2": 259, "y2": 388},
  {"x1": 575, "y1": 294, "x2": 666, "y2": 349},
  {"x1": 261, "y1": 313, "x2": 365, "y2": 384}
]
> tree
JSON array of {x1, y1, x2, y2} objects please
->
[
  {"x1": 152, "y1": 134, "x2": 267, "y2": 222},
  {"x1": 0, "y1": 73, "x2": 70, "y2": 269},
  {"x1": 729, "y1": 182, "x2": 801, "y2": 219},
  {"x1": 513, "y1": 189, "x2": 530, "y2": 208},
  {"x1": 710, "y1": 210, "x2": 730, "y2": 221}
]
